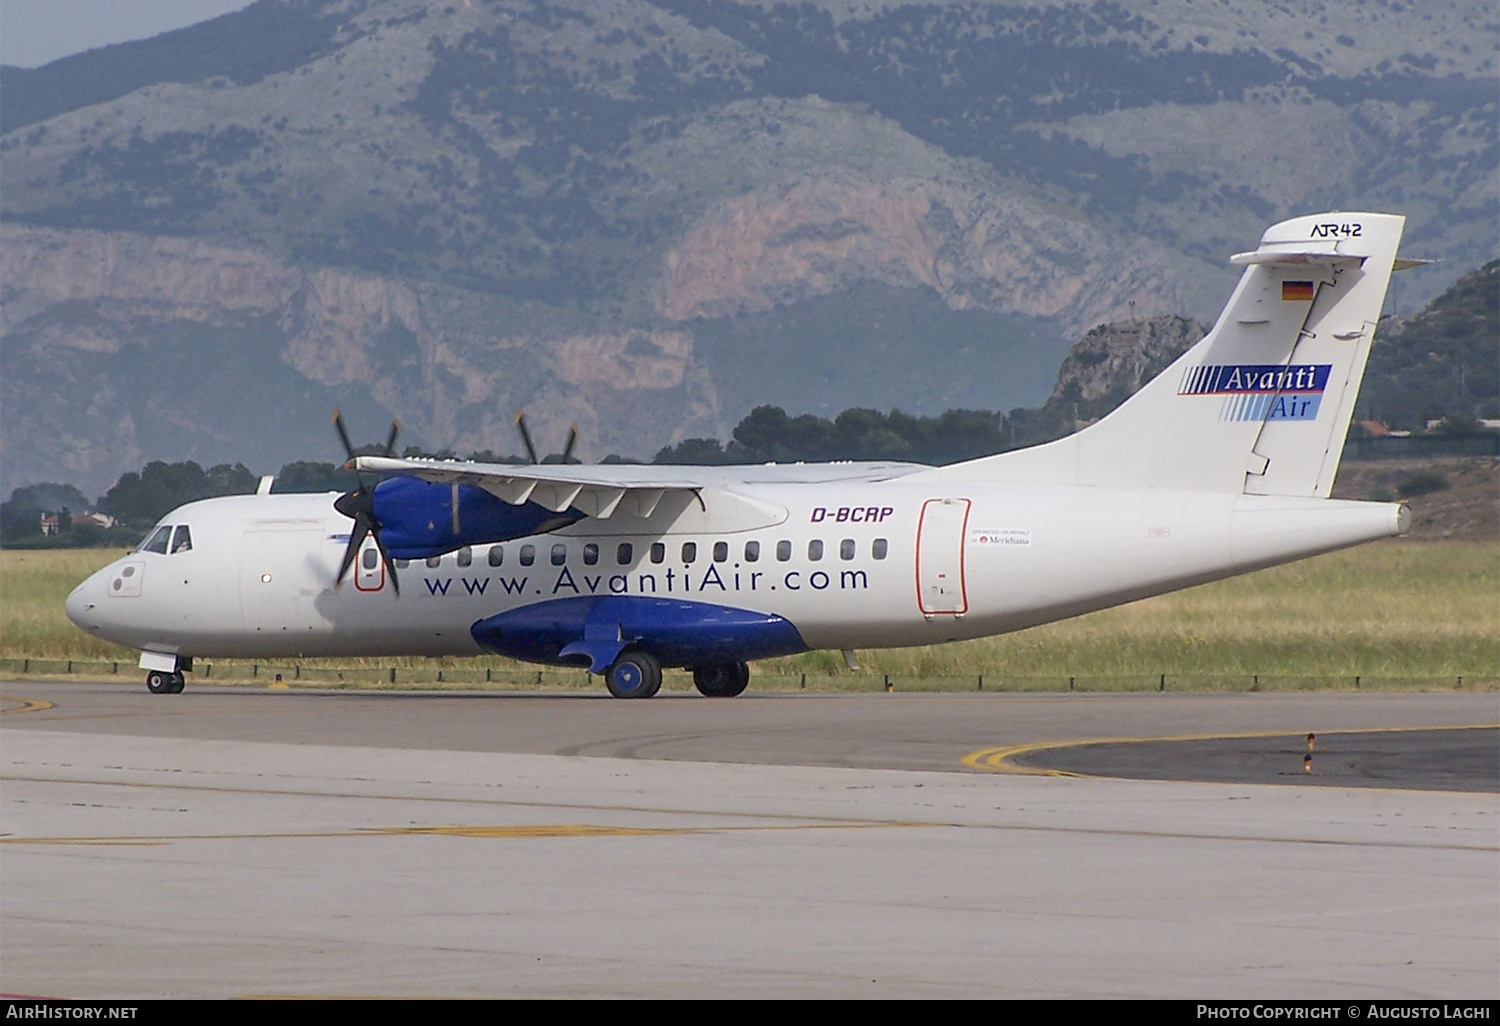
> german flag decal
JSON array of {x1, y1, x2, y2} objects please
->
[{"x1": 1282, "y1": 280, "x2": 1316, "y2": 301}]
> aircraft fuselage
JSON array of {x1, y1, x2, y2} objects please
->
[{"x1": 67, "y1": 483, "x2": 1404, "y2": 664}]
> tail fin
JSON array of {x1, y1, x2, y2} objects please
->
[{"x1": 929, "y1": 212, "x2": 1406, "y2": 497}]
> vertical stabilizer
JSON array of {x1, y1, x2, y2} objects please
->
[{"x1": 925, "y1": 212, "x2": 1405, "y2": 496}]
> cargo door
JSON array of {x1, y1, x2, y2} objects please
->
[{"x1": 240, "y1": 521, "x2": 332, "y2": 637}]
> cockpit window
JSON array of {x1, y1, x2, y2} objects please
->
[
  {"x1": 140, "y1": 526, "x2": 172, "y2": 554},
  {"x1": 171, "y1": 525, "x2": 193, "y2": 554}
]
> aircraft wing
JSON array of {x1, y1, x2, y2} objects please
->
[
  {"x1": 355, "y1": 456, "x2": 705, "y2": 518},
  {"x1": 354, "y1": 455, "x2": 928, "y2": 520}
]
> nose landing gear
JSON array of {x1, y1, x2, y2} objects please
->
[{"x1": 146, "y1": 670, "x2": 185, "y2": 694}]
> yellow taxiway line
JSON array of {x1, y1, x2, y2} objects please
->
[
  {"x1": 0, "y1": 695, "x2": 55, "y2": 715},
  {"x1": 963, "y1": 722, "x2": 1500, "y2": 775}
]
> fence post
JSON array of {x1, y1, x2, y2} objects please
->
[
  {"x1": 1068, "y1": 676, "x2": 1074, "y2": 691},
  {"x1": 977, "y1": 674, "x2": 983, "y2": 691},
  {"x1": 1159, "y1": 673, "x2": 1165, "y2": 692}
]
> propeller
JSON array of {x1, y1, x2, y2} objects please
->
[
  {"x1": 332, "y1": 409, "x2": 402, "y2": 596},
  {"x1": 514, "y1": 410, "x2": 580, "y2": 465}
]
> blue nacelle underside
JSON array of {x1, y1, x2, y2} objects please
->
[
  {"x1": 470, "y1": 596, "x2": 810, "y2": 673},
  {"x1": 372, "y1": 477, "x2": 583, "y2": 559}
]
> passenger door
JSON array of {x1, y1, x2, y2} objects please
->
[{"x1": 916, "y1": 498, "x2": 970, "y2": 615}]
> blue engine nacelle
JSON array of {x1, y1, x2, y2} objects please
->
[
  {"x1": 372, "y1": 477, "x2": 583, "y2": 560},
  {"x1": 470, "y1": 595, "x2": 809, "y2": 673}
]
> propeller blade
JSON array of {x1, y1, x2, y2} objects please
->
[
  {"x1": 333, "y1": 409, "x2": 356, "y2": 465},
  {"x1": 335, "y1": 515, "x2": 371, "y2": 589},
  {"x1": 451, "y1": 481, "x2": 461, "y2": 537},
  {"x1": 331, "y1": 412, "x2": 401, "y2": 597},
  {"x1": 515, "y1": 410, "x2": 539, "y2": 465},
  {"x1": 562, "y1": 424, "x2": 579, "y2": 464},
  {"x1": 372, "y1": 529, "x2": 400, "y2": 597}
]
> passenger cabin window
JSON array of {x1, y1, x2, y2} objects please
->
[
  {"x1": 426, "y1": 556, "x2": 441, "y2": 568},
  {"x1": 617, "y1": 543, "x2": 633, "y2": 565},
  {"x1": 519, "y1": 544, "x2": 536, "y2": 566},
  {"x1": 776, "y1": 540, "x2": 791, "y2": 562},
  {"x1": 744, "y1": 541, "x2": 760, "y2": 562},
  {"x1": 395, "y1": 559, "x2": 409, "y2": 569},
  {"x1": 681, "y1": 542, "x2": 697, "y2": 564},
  {"x1": 171, "y1": 525, "x2": 193, "y2": 554},
  {"x1": 713, "y1": 541, "x2": 728, "y2": 562},
  {"x1": 140, "y1": 526, "x2": 172, "y2": 554},
  {"x1": 650, "y1": 543, "x2": 665, "y2": 564},
  {"x1": 872, "y1": 538, "x2": 889, "y2": 560},
  {"x1": 457, "y1": 546, "x2": 472, "y2": 568},
  {"x1": 583, "y1": 543, "x2": 599, "y2": 566},
  {"x1": 551, "y1": 543, "x2": 567, "y2": 566},
  {"x1": 488, "y1": 545, "x2": 504, "y2": 567},
  {"x1": 808, "y1": 540, "x2": 824, "y2": 561},
  {"x1": 839, "y1": 539, "x2": 855, "y2": 560}
]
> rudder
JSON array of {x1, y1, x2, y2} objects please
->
[{"x1": 927, "y1": 211, "x2": 1406, "y2": 497}]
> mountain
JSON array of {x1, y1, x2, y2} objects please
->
[
  {"x1": 2, "y1": 0, "x2": 1494, "y2": 496},
  {"x1": 1359, "y1": 261, "x2": 1500, "y2": 430}
]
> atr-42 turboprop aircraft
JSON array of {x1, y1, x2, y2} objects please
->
[{"x1": 68, "y1": 211, "x2": 1419, "y2": 698}]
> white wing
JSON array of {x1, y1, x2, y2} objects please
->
[{"x1": 354, "y1": 456, "x2": 928, "y2": 520}]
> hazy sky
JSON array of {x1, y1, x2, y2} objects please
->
[{"x1": 1, "y1": 0, "x2": 255, "y2": 67}]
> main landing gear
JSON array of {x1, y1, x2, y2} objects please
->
[
  {"x1": 604, "y1": 650, "x2": 663, "y2": 699},
  {"x1": 146, "y1": 670, "x2": 185, "y2": 694},
  {"x1": 693, "y1": 661, "x2": 750, "y2": 698},
  {"x1": 600, "y1": 653, "x2": 753, "y2": 698}
]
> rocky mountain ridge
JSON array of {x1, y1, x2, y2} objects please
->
[{"x1": 2, "y1": 0, "x2": 1493, "y2": 495}]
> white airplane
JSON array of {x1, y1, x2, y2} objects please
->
[{"x1": 67, "y1": 211, "x2": 1418, "y2": 698}]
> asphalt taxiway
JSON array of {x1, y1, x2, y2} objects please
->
[{"x1": 2, "y1": 681, "x2": 1496, "y2": 998}]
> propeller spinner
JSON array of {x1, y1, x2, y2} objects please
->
[{"x1": 332, "y1": 409, "x2": 402, "y2": 596}]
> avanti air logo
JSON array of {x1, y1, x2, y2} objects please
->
[{"x1": 1178, "y1": 363, "x2": 1333, "y2": 422}]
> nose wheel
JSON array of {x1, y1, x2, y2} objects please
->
[{"x1": 146, "y1": 671, "x2": 185, "y2": 694}]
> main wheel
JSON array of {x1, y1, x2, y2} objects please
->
[
  {"x1": 693, "y1": 661, "x2": 750, "y2": 698},
  {"x1": 146, "y1": 670, "x2": 172, "y2": 694},
  {"x1": 605, "y1": 651, "x2": 662, "y2": 699},
  {"x1": 166, "y1": 671, "x2": 186, "y2": 694}
]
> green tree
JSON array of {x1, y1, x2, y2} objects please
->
[
  {"x1": 99, "y1": 460, "x2": 257, "y2": 528},
  {"x1": 0, "y1": 482, "x2": 91, "y2": 545}
]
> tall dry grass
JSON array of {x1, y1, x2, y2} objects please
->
[{"x1": 762, "y1": 540, "x2": 1498, "y2": 678}]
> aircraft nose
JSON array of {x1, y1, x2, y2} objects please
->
[{"x1": 65, "y1": 572, "x2": 105, "y2": 633}]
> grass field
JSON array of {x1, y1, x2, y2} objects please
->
[{"x1": 2, "y1": 541, "x2": 1495, "y2": 689}]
